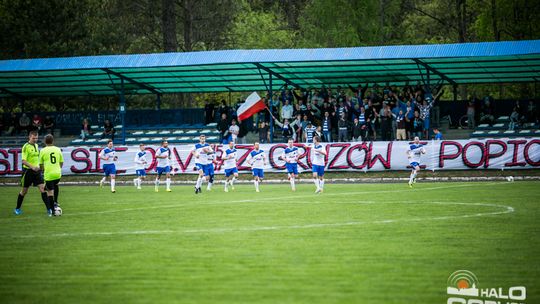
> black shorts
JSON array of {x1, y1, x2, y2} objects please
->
[
  {"x1": 44, "y1": 179, "x2": 60, "y2": 191},
  {"x1": 21, "y1": 169, "x2": 44, "y2": 188}
]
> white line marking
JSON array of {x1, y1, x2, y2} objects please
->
[{"x1": 3, "y1": 201, "x2": 514, "y2": 239}]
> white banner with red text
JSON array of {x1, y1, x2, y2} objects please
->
[{"x1": 0, "y1": 138, "x2": 539, "y2": 177}]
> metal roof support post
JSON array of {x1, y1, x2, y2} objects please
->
[
  {"x1": 119, "y1": 78, "x2": 126, "y2": 145},
  {"x1": 156, "y1": 93, "x2": 162, "y2": 124},
  {"x1": 269, "y1": 72, "x2": 274, "y2": 143}
]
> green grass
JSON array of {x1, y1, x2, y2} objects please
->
[{"x1": 0, "y1": 181, "x2": 539, "y2": 303}]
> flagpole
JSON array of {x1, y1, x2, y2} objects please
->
[{"x1": 269, "y1": 72, "x2": 274, "y2": 143}]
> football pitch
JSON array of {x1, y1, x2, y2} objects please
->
[{"x1": 0, "y1": 181, "x2": 538, "y2": 303}]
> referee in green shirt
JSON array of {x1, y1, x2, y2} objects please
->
[
  {"x1": 39, "y1": 134, "x2": 64, "y2": 216},
  {"x1": 14, "y1": 130, "x2": 49, "y2": 215}
]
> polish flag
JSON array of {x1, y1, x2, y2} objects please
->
[{"x1": 237, "y1": 92, "x2": 266, "y2": 121}]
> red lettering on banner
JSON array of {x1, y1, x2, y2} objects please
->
[
  {"x1": 295, "y1": 144, "x2": 309, "y2": 169},
  {"x1": 439, "y1": 141, "x2": 463, "y2": 168},
  {"x1": 328, "y1": 143, "x2": 350, "y2": 169},
  {"x1": 347, "y1": 143, "x2": 369, "y2": 169},
  {"x1": 171, "y1": 146, "x2": 193, "y2": 172},
  {"x1": 0, "y1": 149, "x2": 10, "y2": 175},
  {"x1": 524, "y1": 139, "x2": 540, "y2": 166},
  {"x1": 504, "y1": 140, "x2": 527, "y2": 167},
  {"x1": 90, "y1": 147, "x2": 103, "y2": 173},
  {"x1": 70, "y1": 148, "x2": 91, "y2": 173},
  {"x1": 484, "y1": 140, "x2": 507, "y2": 168},
  {"x1": 269, "y1": 144, "x2": 286, "y2": 170},
  {"x1": 212, "y1": 144, "x2": 224, "y2": 171},
  {"x1": 368, "y1": 141, "x2": 392, "y2": 169},
  {"x1": 462, "y1": 141, "x2": 485, "y2": 168},
  {"x1": 8, "y1": 148, "x2": 22, "y2": 174},
  {"x1": 236, "y1": 145, "x2": 254, "y2": 171},
  {"x1": 144, "y1": 147, "x2": 157, "y2": 172}
]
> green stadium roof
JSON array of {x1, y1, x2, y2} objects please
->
[{"x1": 0, "y1": 40, "x2": 539, "y2": 98}]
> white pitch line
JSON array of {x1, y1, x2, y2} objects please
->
[
  {"x1": 3, "y1": 201, "x2": 514, "y2": 239},
  {"x1": 0, "y1": 182, "x2": 504, "y2": 221}
]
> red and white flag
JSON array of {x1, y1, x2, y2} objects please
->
[{"x1": 237, "y1": 92, "x2": 266, "y2": 121}]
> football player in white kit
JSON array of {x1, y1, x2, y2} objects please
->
[
  {"x1": 407, "y1": 136, "x2": 426, "y2": 188},
  {"x1": 191, "y1": 134, "x2": 213, "y2": 194},
  {"x1": 155, "y1": 140, "x2": 172, "y2": 192},
  {"x1": 247, "y1": 142, "x2": 266, "y2": 192},
  {"x1": 280, "y1": 138, "x2": 299, "y2": 191},
  {"x1": 222, "y1": 141, "x2": 238, "y2": 192},
  {"x1": 99, "y1": 140, "x2": 118, "y2": 193},
  {"x1": 311, "y1": 136, "x2": 327, "y2": 193},
  {"x1": 133, "y1": 143, "x2": 148, "y2": 190}
]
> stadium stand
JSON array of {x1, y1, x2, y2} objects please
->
[{"x1": 68, "y1": 123, "x2": 220, "y2": 145}]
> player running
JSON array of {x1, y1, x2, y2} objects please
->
[
  {"x1": 99, "y1": 139, "x2": 117, "y2": 193},
  {"x1": 407, "y1": 136, "x2": 426, "y2": 188},
  {"x1": 154, "y1": 140, "x2": 172, "y2": 192},
  {"x1": 311, "y1": 136, "x2": 327, "y2": 193},
  {"x1": 206, "y1": 151, "x2": 217, "y2": 191},
  {"x1": 38, "y1": 134, "x2": 63, "y2": 216},
  {"x1": 222, "y1": 141, "x2": 238, "y2": 192},
  {"x1": 191, "y1": 134, "x2": 213, "y2": 194},
  {"x1": 247, "y1": 142, "x2": 266, "y2": 192},
  {"x1": 133, "y1": 143, "x2": 148, "y2": 190},
  {"x1": 281, "y1": 138, "x2": 299, "y2": 191},
  {"x1": 14, "y1": 130, "x2": 50, "y2": 215}
]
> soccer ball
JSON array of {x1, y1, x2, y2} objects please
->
[
  {"x1": 506, "y1": 176, "x2": 514, "y2": 182},
  {"x1": 54, "y1": 206, "x2": 63, "y2": 216}
]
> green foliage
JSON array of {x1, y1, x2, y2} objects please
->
[
  {"x1": 229, "y1": 6, "x2": 296, "y2": 49},
  {"x1": 0, "y1": 0, "x2": 539, "y2": 109}
]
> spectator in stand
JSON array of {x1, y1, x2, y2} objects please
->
[
  {"x1": 467, "y1": 100, "x2": 476, "y2": 129},
  {"x1": 19, "y1": 113, "x2": 30, "y2": 134},
  {"x1": 337, "y1": 113, "x2": 349, "y2": 142},
  {"x1": 479, "y1": 98, "x2": 495, "y2": 126},
  {"x1": 321, "y1": 111, "x2": 332, "y2": 142},
  {"x1": 6, "y1": 113, "x2": 18, "y2": 136},
  {"x1": 81, "y1": 118, "x2": 92, "y2": 140},
  {"x1": 31, "y1": 114, "x2": 43, "y2": 134},
  {"x1": 304, "y1": 121, "x2": 317, "y2": 144},
  {"x1": 281, "y1": 99, "x2": 293, "y2": 121},
  {"x1": 217, "y1": 113, "x2": 229, "y2": 142},
  {"x1": 291, "y1": 114, "x2": 303, "y2": 142},
  {"x1": 351, "y1": 117, "x2": 363, "y2": 142},
  {"x1": 204, "y1": 100, "x2": 215, "y2": 125},
  {"x1": 433, "y1": 128, "x2": 443, "y2": 140},
  {"x1": 396, "y1": 109, "x2": 407, "y2": 141},
  {"x1": 228, "y1": 119, "x2": 240, "y2": 144},
  {"x1": 526, "y1": 100, "x2": 538, "y2": 123},
  {"x1": 405, "y1": 100, "x2": 416, "y2": 139},
  {"x1": 258, "y1": 121, "x2": 270, "y2": 143},
  {"x1": 509, "y1": 107, "x2": 520, "y2": 130},
  {"x1": 357, "y1": 107, "x2": 368, "y2": 141},
  {"x1": 380, "y1": 106, "x2": 393, "y2": 141},
  {"x1": 101, "y1": 120, "x2": 116, "y2": 141},
  {"x1": 217, "y1": 99, "x2": 230, "y2": 120},
  {"x1": 43, "y1": 116, "x2": 55, "y2": 135},
  {"x1": 314, "y1": 126, "x2": 323, "y2": 142},
  {"x1": 273, "y1": 118, "x2": 294, "y2": 142},
  {"x1": 365, "y1": 100, "x2": 378, "y2": 140},
  {"x1": 411, "y1": 111, "x2": 424, "y2": 139}
]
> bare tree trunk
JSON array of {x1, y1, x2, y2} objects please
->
[
  {"x1": 491, "y1": 0, "x2": 499, "y2": 41},
  {"x1": 162, "y1": 0, "x2": 177, "y2": 52},
  {"x1": 456, "y1": 0, "x2": 467, "y2": 43},
  {"x1": 379, "y1": 0, "x2": 385, "y2": 43},
  {"x1": 183, "y1": 0, "x2": 193, "y2": 52}
]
